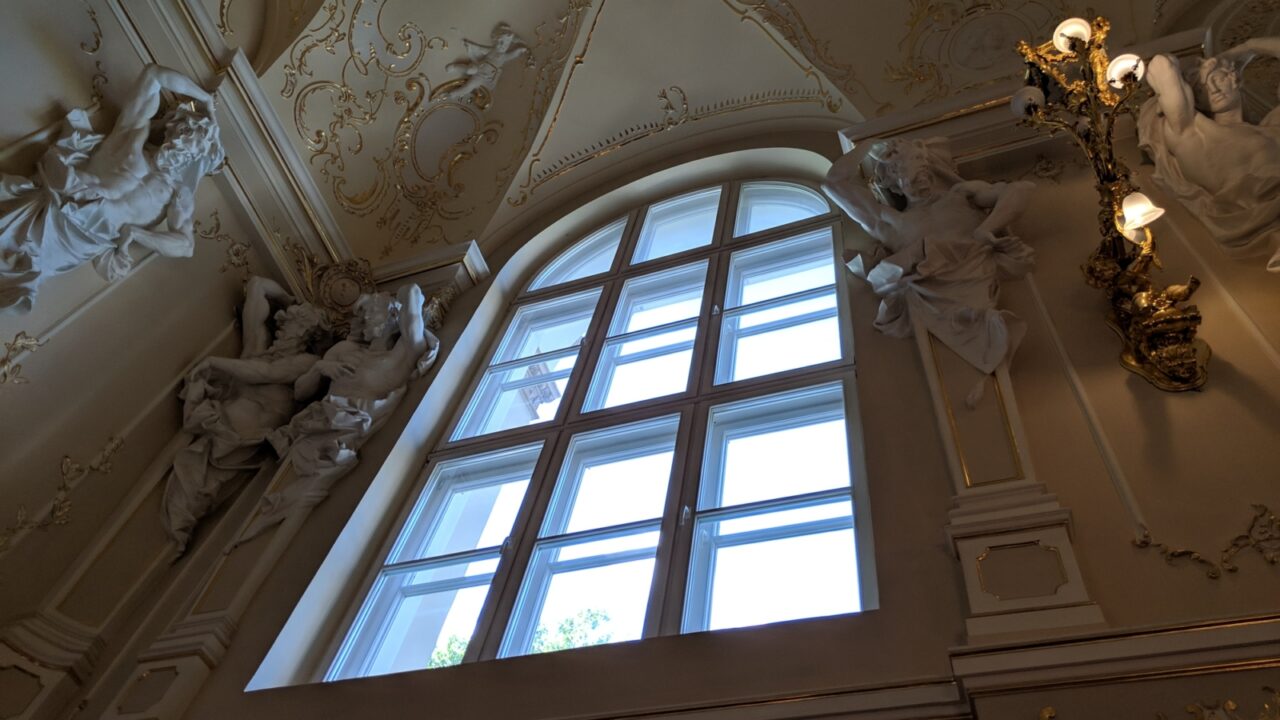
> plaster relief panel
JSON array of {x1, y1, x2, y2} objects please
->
[
  {"x1": 0, "y1": 664, "x2": 43, "y2": 719},
  {"x1": 114, "y1": 666, "x2": 178, "y2": 716},
  {"x1": 885, "y1": 0, "x2": 1070, "y2": 105},
  {"x1": 977, "y1": 541, "x2": 1068, "y2": 601}
]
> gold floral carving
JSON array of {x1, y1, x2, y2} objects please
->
[
  {"x1": 0, "y1": 332, "x2": 46, "y2": 387},
  {"x1": 886, "y1": 0, "x2": 1068, "y2": 105},
  {"x1": 506, "y1": 0, "x2": 841, "y2": 208},
  {"x1": 194, "y1": 210, "x2": 252, "y2": 277},
  {"x1": 79, "y1": 1, "x2": 102, "y2": 54},
  {"x1": 285, "y1": 242, "x2": 375, "y2": 331},
  {"x1": 1135, "y1": 505, "x2": 1280, "y2": 579},
  {"x1": 726, "y1": 0, "x2": 892, "y2": 115},
  {"x1": 0, "y1": 436, "x2": 123, "y2": 555}
]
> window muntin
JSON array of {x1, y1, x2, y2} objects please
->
[
  {"x1": 528, "y1": 218, "x2": 626, "y2": 291},
  {"x1": 631, "y1": 187, "x2": 721, "y2": 264},
  {"x1": 328, "y1": 444, "x2": 542, "y2": 679},
  {"x1": 332, "y1": 179, "x2": 870, "y2": 680},
  {"x1": 733, "y1": 181, "x2": 830, "y2": 237}
]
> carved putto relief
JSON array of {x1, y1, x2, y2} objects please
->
[
  {"x1": 0, "y1": 65, "x2": 223, "y2": 314},
  {"x1": 1138, "y1": 38, "x2": 1280, "y2": 272}
]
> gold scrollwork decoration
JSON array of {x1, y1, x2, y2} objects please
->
[
  {"x1": 887, "y1": 0, "x2": 1068, "y2": 105},
  {"x1": 0, "y1": 331, "x2": 46, "y2": 387},
  {"x1": 194, "y1": 210, "x2": 252, "y2": 277},
  {"x1": 1135, "y1": 505, "x2": 1280, "y2": 579},
  {"x1": 725, "y1": 0, "x2": 888, "y2": 114},
  {"x1": 284, "y1": 241, "x2": 375, "y2": 332},
  {"x1": 80, "y1": 1, "x2": 103, "y2": 54},
  {"x1": 1043, "y1": 686, "x2": 1280, "y2": 719},
  {"x1": 0, "y1": 436, "x2": 123, "y2": 555}
]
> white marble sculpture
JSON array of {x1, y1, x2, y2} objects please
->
[
  {"x1": 441, "y1": 22, "x2": 530, "y2": 103},
  {"x1": 162, "y1": 277, "x2": 331, "y2": 553},
  {"x1": 822, "y1": 136, "x2": 1036, "y2": 377},
  {"x1": 239, "y1": 283, "x2": 441, "y2": 541},
  {"x1": 1138, "y1": 39, "x2": 1280, "y2": 272},
  {"x1": 0, "y1": 64, "x2": 224, "y2": 314}
]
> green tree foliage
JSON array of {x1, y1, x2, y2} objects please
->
[{"x1": 425, "y1": 609, "x2": 613, "y2": 668}]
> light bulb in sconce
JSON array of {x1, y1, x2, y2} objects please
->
[
  {"x1": 1121, "y1": 192, "x2": 1165, "y2": 232},
  {"x1": 1106, "y1": 54, "x2": 1146, "y2": 88},
  {"x1": 1053, "y1": 18, "x2": 1092, "y2": 53},
  {"x1": 1010, "y1": 86, "x2": 1046, "y2": 116}
]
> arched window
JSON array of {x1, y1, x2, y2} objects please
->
[{"x1": 326, "y1": 179, "x2": 870, "y2": 680}]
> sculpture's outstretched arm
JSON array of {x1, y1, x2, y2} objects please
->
[
  {"x1": 1219, "y1": 36, "x2": 1280, "y2": 64},
  {"x1": 1146, "y1": 54, "x2": 1195, "y2": 133},
  {"x1": 822, "y1": 143, "x2": 895, "y2": 237},
  {"x1": 959, "y1": 180, "x2": 1035, "y2": 239},
  {"x1": 396, "y1": 283, "x2": 426, "y2": 350},
  {"x1": 240, "y1": 276, "x2": 293, "y2": 357},
  {"x1": 114, "y1": 65, "x2": 215, "y2": 133}
]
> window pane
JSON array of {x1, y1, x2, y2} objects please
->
[
  {"x1": 389, "y1": 443, "x2": 541, "y2": 564},
  {"x1": 699, "y1": 383, "x2": 851, "y2": 510},
  {"x1": 632, "y1": 187, "x2": 721, "y2": 264},
  {"x1": 725, "y1": 229, "x2": 834, "y2": 308},
  {"x1": 582, "y1": 323, "x2": 696, "y2": 411},
  {"x1": 715, "y1": 294, "x2": 840, "y2": 383},
  {"x1": 542, "y1": 416, "x2": 679, "y2": 536},
  {"x1": 609, "y1": 260, "x2": 707, "y2": 335},
  {"x1": 329, "y1": 557, "x2": 497, "y2": 679},
  {"x1": 502, "y1": 528, "x2": 659, "y2": 658},
  {"x1": 684, "y1": 500, "x2": 858, "y2": 632},
  {"x1": 454, "y1": 353, "x2": 578, "y2": 439},
  {"x1": 528, "y1": 219, "x2": 625, "y2": 291},
  {"x1": 493, "y1": 288, "x2": 601, "y2": 364},
  {"x1": 734, "y1": 181, "x2": 829, "y2": 237}
]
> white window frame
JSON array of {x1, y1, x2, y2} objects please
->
[{"x1": 314, "y1": 178, "x2": 879, "y2": 679}]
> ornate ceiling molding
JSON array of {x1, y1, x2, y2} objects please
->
[
  {"x1": 727, "y1": 0, "x2": 894, "y2": 116},
  {"x1": 0, "y1": 332, "x2": 45, "y2": 387},
  {"x1": 504, "y1": 0, "x2": 843, "y2": 208},
  {"x1": 0, "y1": 436, "x2": 123, "y2": 556},
  {"x1": 885, "y1": 0, "x2": 1069, "y2": 106},
  {"x1": 193, "y1": 210, "x2": 251, "y2": 277}
]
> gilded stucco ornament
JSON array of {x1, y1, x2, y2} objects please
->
[
  {"x1": 1134, "y1": 504, "x2": 1280, "y2": 579},
  {"x1": 1043, "y1": 686, "x2": 1280, "y2": 718},
  {"x1": 0, "y1": 65, "x2": 223, "y2": 315},
  {"x1": 1137, "y1": 39, "x2": 1280, "y2": 272},
  {"x1": 823, "y1": 136, "x2": 1037, "y2": 380},
  {"x1": 0, "y1": 331, "x2": 45, "y2": 387},
  {"x1": 0, "y1": 436, "x2": 122, "y2": 556},
  {"x1": 193, "y1": 210, "x2": 251, "y2": 277},
  {"x1": 286, "y1": 242, "x2": 375, "y2": 332}
]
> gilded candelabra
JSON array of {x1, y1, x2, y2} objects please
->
[{"x1": 1013, "y1": 17, "x2": 1209, "y2": 392}]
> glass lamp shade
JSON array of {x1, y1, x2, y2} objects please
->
[
  {"x1": 1011, "y1": 86, "x2": 1046, "y2": 117},
  {"x1": 1121, "y1": 192, "x2": 1165, "y2": 232},
  {"x1": 1053, "y1": 18, "x2": 1092, "y2": 53},
  {"x1": 1106, "y1": 54, "x2": 1146, "y2": 89}
]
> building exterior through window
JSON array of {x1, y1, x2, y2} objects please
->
[{"x1": 326, "y1": 179, "x2": 873, "y2": 680}]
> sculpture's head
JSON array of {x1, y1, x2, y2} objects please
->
[
  {"x1": 155, "y1": 105, "x2": 225, "y2": 178},
  {"x1": 272, "y1": 302, "x2": 331, "y2": 355},
  {"x1": 1189, "y1": 56, "x2": 1243, "y2": 115},
  {"x1": 349, "y1": 292, "x2": 402, "y2": 344},
  {"x1": 866, "y1": 137, "x2": 962, "y2": 209}
]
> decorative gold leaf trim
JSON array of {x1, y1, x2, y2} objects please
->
[
  {"x1": 0, "y1": 332, "x2": 46, "y2": 387},
  {"x1": 79, "y1": 1, "x2": 102, "y2": 54},
  {"x1": 193, "y1": 210, "x2": 252, "y2": 277},
  {"x1": 1135, "y1": 505, "x2": 1280, "y2": 579},
  {"x1": 0, "y1": 436, "x2": 123, "y2": 555},
  {"x1": 1044, "y1": 686, "x2": 1280, "y2": 718}
]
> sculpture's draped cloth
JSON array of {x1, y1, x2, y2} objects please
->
[
  {"x1": 162, "y1": 359, "x2": 297, "y2": 551},
  {"x1": 850, "y1": 226, "x2": 1034, "y2": 375},
  {"x1": 1138, "y1": 99, "x2": 1280, "y2": 271}
]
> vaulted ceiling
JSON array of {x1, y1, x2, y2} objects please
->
[{"x1": 207, "y1": 0, "x2": 1234, "y2": 274}]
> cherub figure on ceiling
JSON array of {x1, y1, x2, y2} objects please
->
[{"x1": 437, "y1": 22, "x2": 531, "y2": 105}]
